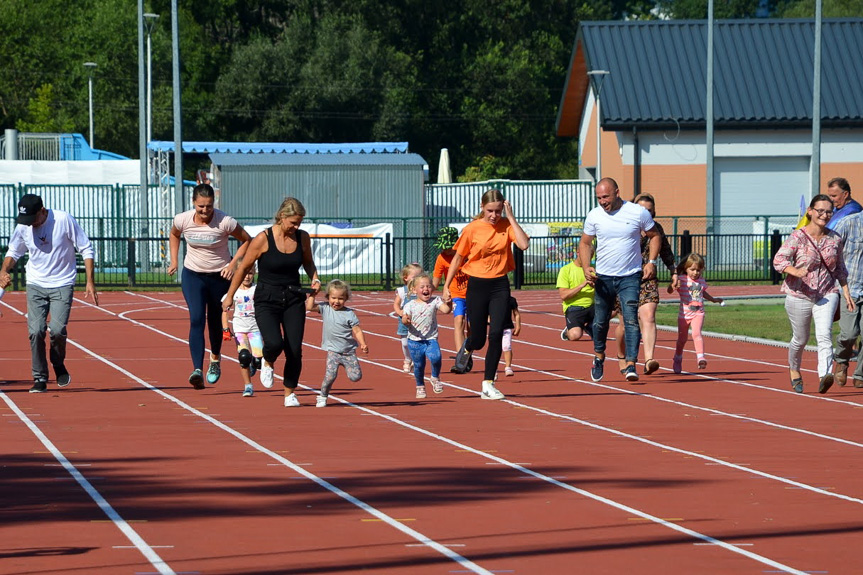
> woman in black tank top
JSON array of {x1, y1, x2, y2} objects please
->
[{"x1": 224, "y1": 198, "x2": 321, "y2": 407}]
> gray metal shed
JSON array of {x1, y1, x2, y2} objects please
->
[{"x1": 209, "y1": 152, "x2": 428, "y2": 223}]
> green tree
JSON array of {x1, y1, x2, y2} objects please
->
[
  {"x1": 775, "y1": 0, "x2": 863, "y2": 16},
  {"x1": 17, "y1": 84, "x2": 76, "y2": 133}
]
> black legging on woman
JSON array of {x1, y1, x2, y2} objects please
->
[
  {"x1": 465, "y1": 275, "x2": 511, "y2": 381},
  {"x1": 255, "y1": 227, "x2": 307, "y2": 387},
  {"x1": 254, "y1": 286, "x2": 306, "y2": 386}
]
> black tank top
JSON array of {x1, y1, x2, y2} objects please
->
[{"x1": 257, "y1": 227, "x2": 304, "y2": 289}]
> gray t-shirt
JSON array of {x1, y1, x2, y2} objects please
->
[{"x1": 318, "y1": 304, "x2": 360, "y2": 353}]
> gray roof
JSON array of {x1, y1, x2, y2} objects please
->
[
  {"x1": 561, "y1": 19, "x2": 863, "y2": 131},
  {"x1": 148, "y1": 141, "x2": 408, "y2": 154},
  {"x1": 209, "y1": 152, "x2": 427, "y2": 167}
]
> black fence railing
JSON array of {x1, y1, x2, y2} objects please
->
[{"x1": 1, "y1": 230, "x2": 789, "y2": 291}]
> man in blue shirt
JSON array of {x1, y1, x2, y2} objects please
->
[
  {"x1": 825, "y1": 177, "x2": 861, "y2": 231},
  {"x1": 832, "y1": 180, "x2": 863, "y2": 387}
]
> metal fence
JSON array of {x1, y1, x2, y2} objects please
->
[{"x1": 1, "y1": 229, "x2": 791, "y2": 291}]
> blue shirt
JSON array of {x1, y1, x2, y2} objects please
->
[
  {"x1": 835, "y1": 212, "x2": 863, "y2": 299},
  {"x1": 826, "y1": 198, "x2": 863, "y2": 231}
]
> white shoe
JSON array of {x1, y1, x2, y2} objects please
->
[
  {"x1": 316, "y1": 395, "x2": 328, "y2": 408},
  {"x1": 260, "y1": 363, "x2": 274, "y2": 388},
  {"x1": 284, "y1": 393, "x2": 300, "y2": 407},
  {"x1": 481, "y1": 380, "x2": 505, "y2": 400},
  {"x1": 504, "y1": 366, "x2": 514, "y2": 377},
  {"x1": 430, "y1": 377, "x2": 444, "y2": 394},
  {"x1": 416, "y1": 385, "x2": 427, "y2": 399}
]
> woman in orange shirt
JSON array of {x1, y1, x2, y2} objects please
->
[{"x1": 442, "y1": 190, "x2": 530, "y2": 400}]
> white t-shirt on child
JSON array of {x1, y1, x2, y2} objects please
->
[
  {"x1": 402, "y1": 297, "x2": 444, "y2": 341},
  {"x1": 231, "y1": 285, "x2": 259, "y2": 333}
]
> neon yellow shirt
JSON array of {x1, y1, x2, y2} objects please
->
[{"x1": 556, "y1": 262, "x2": 595, "y2": 311}]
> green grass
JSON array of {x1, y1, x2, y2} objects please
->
[{"x1": 654, "y1": 302, "x2": 836, "y2": 347}]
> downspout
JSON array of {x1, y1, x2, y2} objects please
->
[{"x1": 633, "y1": 127, "x2": 640, "y2": 198}]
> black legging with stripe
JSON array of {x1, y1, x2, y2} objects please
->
[{"x1": 464, "y1": 275, "x2": 511, "y2": 381}]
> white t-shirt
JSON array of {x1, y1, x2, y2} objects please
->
[
  {"x1": 230, "y1": 285, "x2": 259, "y2": 333},
  {"x1": 402, "y1": 297, "x2": 445, "y2": 341},
  {"x1": 583, "y1": 201, "x2": 654, "y2": 277},
  {"x1": 6, "y1": 209, "x2": 95, "y2": 289},
  {"x1": 172, "y1": 209, "x2": 238, "y2": 273}
]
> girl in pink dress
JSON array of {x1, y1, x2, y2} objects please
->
[{"x1": 669, "y1": 254, "x2": 723, "y2": 373}]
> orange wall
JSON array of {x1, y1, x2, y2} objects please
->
[{"x1": 822, "y1": 164, "x2": 863, "y2": 196}]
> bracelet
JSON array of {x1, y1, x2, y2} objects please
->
[{"x1": 311, "y1": 278, "x2": 322, "y2": 285}]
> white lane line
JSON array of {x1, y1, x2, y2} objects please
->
[
  {"x1": 61, "y1": 337, "x2": 492, "y2": 575},
  {"x1": 113, "y1": 294, "x2": 863, "y2": 499},
  {"x1": 0, "y1": 391, "x2": 174, "y2": 575},
  {"x1": 89, "y1": 297, "x2": 825, "y2": 574}
]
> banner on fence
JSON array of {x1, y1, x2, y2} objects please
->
[{"x1": 245, "y1": 222, "x2": 392, "y2": 275}]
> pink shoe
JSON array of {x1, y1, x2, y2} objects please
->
[{"x1": 672, "y1": 355, "x2": 683, "y2": 374}]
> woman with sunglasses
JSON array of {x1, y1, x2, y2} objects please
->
[{"x1": 773, "y1": 194, "x2": 854, "y2": 394}]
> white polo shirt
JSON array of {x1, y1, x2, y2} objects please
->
[
  {"x1": 6, "y1": 209, "x2": 96, "y2": 288},
  {"x1": 583, "y1": 201, "x2": 654, "y2": 277}
]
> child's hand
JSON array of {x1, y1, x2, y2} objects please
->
[
  {"x1": 359, "y1": 344, "x2": 369, "y2": 355},
  {"x1": 222, "y1": 328, "x2": 233, "y2": 341},
  {"x1": 402, "y1": 313, "x2": 412, "y2": 326},
  {"x1": 667, "y1": 284, "x2": 674, "y2": 294}
]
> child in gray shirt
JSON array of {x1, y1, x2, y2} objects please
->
[{"x1": 306, "y1": 279, "x2": 369, "y2": 407}]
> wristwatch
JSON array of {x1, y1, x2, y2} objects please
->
[{"x1": 647, "y1": 259, "x2": 658, "y2": 265}]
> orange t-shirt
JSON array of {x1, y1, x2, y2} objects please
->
[
  {"x1": 454, "y1": 218, "x2": 515, "y2": 279},
  {"x1": 433, "y1": 251, "x2": 469, "y2": 298}
]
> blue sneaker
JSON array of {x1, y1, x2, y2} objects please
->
[
  {"x1": 206, "y1": 362, "x2": 221, "y2": 384},
  {"x1": 590, "y1": 356, "x2": 604, "y2": 382},
  {"x1": 242, "y1": 384, "x2": 254, "y2": 397},
  {"x1": 624, "y1": 364, "x2": 639, "y2": 382}
]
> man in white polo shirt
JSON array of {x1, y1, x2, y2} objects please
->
[
  {"x1": 0, "y1": 194, "x2": 99, "y2": 393},
  {"x1": 578, "y1": 178, "x2": 660, "y2": 383}
]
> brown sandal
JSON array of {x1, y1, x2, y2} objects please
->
[{"x1": 644, "y1": 359, "x2": 660, "y2": 375}]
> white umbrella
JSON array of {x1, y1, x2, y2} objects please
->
[{"x1": 437, "y1": 148, "x2": 452, "y2": 184}]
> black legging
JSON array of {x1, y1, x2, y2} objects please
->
[
  {"x1": 255, "y1": 290, "x2": 306, "y2": 389},
  {"x1": 465, "y1": 275, "x2": 511, "y2": 381}
]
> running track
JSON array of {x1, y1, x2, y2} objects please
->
[{"x1": 2, "y1": 288, "x2": 862, "y2": 574}]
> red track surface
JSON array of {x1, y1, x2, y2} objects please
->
[{"x1": 2, "y1": 287, "x2": 862, "y2": 574}]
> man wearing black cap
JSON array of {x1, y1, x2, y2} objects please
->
[{"x1": 0, "y1": 194, "x2": 99, "y2": 392}]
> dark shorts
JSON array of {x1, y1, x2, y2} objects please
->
[
  {"x1": 565, "y1": 305, "x2": 594, "y2": 331},
  {"x1": 613, "y1": 278, "x2": 660, "y2": 313}
]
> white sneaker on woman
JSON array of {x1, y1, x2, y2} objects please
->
[
  {"x1": 260, "y1": 362, "x2": 274, "y2": 388},
  {"x1": 284, "y1": 393, "x2": 300, "y2": 407},
  {"x1": 481, "y1": 380, "x2": 505, "y2": 400}
]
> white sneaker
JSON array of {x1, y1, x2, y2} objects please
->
[
  {"x1": 481, "y1": 380, "x2": 505, "y2": 400},
  {"x1": 316, "y1": 395, "x2": 328, "y2": 408},
  {"x1": 402, "y1": 360, "x2": 413, "y2": 374},
  {"x1": 416, "y1": 385, "x2": 427, "y2": 399},
  {"x1": 430, "y1": 377, "x2": 443, "y2": 394},
  {"x1": 504, "y1": 366, "x2": 514, "y2": 377},
  {"x1": 260, "y1": 363, "x2": 274, "y2": 388},
  {"x1": 284, "y1": 393, "x2": 300, "y2": 407},
  {"x1": 242, "y1": 384, "x2": 254, "y2": 397}
]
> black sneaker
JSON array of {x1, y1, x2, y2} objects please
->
[
  {"x1": 590, "y1": 356, "x2": 604, "y2": 382},
  {"x1": 560, "y1": 328, "x2": 569, "y2": 341},
  {"x1": 452, "y1": 341, "x2": 472, "y2": 374},
  {"x1": 56, "y1": 368, "x2": 71, "y2": 388},
  {"x1": 624, "y1": 364, "x2": 639, "y2": 382},
  {"x1": 29, "y1": 379, "x2": 48, "y2": 393}
]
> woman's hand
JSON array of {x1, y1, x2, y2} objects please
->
[
  {"x1": 310, "y1": 278, "x2": 322, "y2": 294},
  {"x1": 503, "y1": 200, "x2": 514, "y2": 219},
  {"x1": 220, "y1": 264, "x2": 234, "y2": 280},
  {"x1": 784, "y1": 266, "x2": 807, "y2": 279},
  {"x1": 167, "y1": 262, "x2": 177, "y2": 276}
]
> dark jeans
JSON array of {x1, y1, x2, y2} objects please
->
[
  {"x1": 465, "y1": 275, "x2": 511, "y2": 381},
  {"x1": 181, "y1": 268, "x2": 230, "y2": 371},
  {"x1": 255, "y1": 285, "x2": 306, "y2": 389},
  {"x1": 593, "y1": 272, "x2": 641, "y2": 362}
]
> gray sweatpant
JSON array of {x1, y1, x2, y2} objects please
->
[{"x1": 26, "y1": 284, "x2": 74, "y2": 381}]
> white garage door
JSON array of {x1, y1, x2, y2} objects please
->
[
  {"x1": 715, "y1": 156, "x2": 810, "y2": 223},
  {"x1": 713, "y1": 156, "x2": 810, "y2": 267}
]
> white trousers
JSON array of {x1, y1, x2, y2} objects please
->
[{"x1": 785, "y1": 293, "x2": 838, "y2": 377}]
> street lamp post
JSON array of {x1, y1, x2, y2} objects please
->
[
  {"x1": 84, "y1": 62, "x2": 98, "y2": 148},
  {"x1": 587, "y1": 69, "x2": 610, "y2": 182},
  {"x1": 144, "y1": 13, "x2": 159, "y2": 143}
]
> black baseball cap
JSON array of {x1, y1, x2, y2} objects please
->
[{"x1": 17, "y1": 194, "x2": 44, "y2": 225}]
